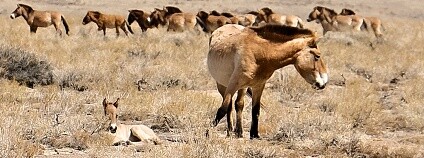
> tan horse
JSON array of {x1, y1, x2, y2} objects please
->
[
  {"x1": 208, "y1": 24, "x2": 328, "y2": 138},
  {"x1": 307, "y1": 6, "x2": 367, "y2": 34},
  {"x1": 82, "y1": 11, "x2": 134, "y2": 36},
  {"x1": 197, "y1": 11, "x2": 232, "y2": 33},
  {"x1": 340, "y1": 8, "x2": 384, "y2": 38},
  {"x1": 10, "y1": 4, "x2": 70, "y2": 36},
  {"x1": 149, "y1": 6, "x2": 206, "y2": 32},
  {"x1": 256, "y1": 7, "x2": 304, "y2": 28},
  {"x1": 102, "y1": 98, "x2": 161, "y2": 146},
  {"x1": 127, "y1": 10, "x2": 152, "y2": 32}
]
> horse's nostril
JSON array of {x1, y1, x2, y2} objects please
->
[{"x1": 315, "y1": 82, "x2": 326, "y2": 89}]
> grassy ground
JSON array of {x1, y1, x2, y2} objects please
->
[{"x1": 0, "y1": 0, "x2": 423, "y2": 157}]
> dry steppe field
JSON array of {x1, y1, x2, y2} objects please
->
[{"x1": 0, "y1": 0, "x2": 423, "y2": 157}]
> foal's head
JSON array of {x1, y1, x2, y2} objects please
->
[
  {"x1": 82, "y1": 11, "x2": 100, "y2": 25},
  {"x1": 102, "y1": 98, "x2": 120, "y2": 133},
  {"x1": 10, "y1": 4, "x2": 32, "y2": 19},
  {"x1": 293, "y1": 37, "x2": 328, "y2": 89}
]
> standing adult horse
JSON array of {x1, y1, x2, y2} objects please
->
[
  {"x1": 127, "y1": 9, "x2": 152, "y2": 32},
  {"x1": 10, "y1": 4, "x2": 70, "y2": 36},
  {"x1": 208, "y1": 24, "x2": 328, "y2": 139}
]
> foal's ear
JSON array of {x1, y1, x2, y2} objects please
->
[{"x1": 113, "y1": 98, "x2": 120, "y2": 108}]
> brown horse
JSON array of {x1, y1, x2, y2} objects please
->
[
  {"x1": 10, "y1": 4, "x2": 70, "y2": 36},
  {"x1": 82, "y1": 11, "x2": 134, "y2": 36},
  {"x1": 127, "y1": 9, "x2": 152, "y2": 32},
  {"x1": 340, "y1": 8, "x2": 384, "y2": 38},
  {"x1": 208, "y1": 24, "x2": 328, "y2": 139},
  {"x1": 102, "y1": 98, "x2": 161, "y2": 146},
  {"x1": 307, "y1": 6, "x2": 367, "y2": 34},
  {"x1": 148, "y1": 6, "x2": 183, "y2": 28},
  {"x1": 256, "y1": 7, "x2": 304, "y2": 28},
  {"x1": 197, "y1": 11, "x2": 232, "y2": 33},
  {"x1": 149, "y1": 6, "x2": 206, "y2": 32}
]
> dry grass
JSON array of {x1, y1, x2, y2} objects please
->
[{"x1": 0, "y1": 0, "x2": 424, "y2": 157}]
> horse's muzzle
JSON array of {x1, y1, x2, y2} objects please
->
[
  {"x1": 109, "y1": 126, "x2": 117, "y2": 133},
  {"x1": 314, "y1": 82, "x2": 326, "y2": 90},
  {"x1": 306, "y1": 18, "x2": 312, "y2": 22},
  {"x1": 10, "y1": 14, "x2": 15, "y2": 19}
]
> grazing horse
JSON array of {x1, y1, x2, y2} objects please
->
[
  {"x1": 208, "y1": 24, "x2": 328, "y2": 139},
  {"x1": 256, "y1": 7, "x2": 304, "y2": 28},
  {"x1": 10, "y1": 4, "x2": 70, "y2": 36},
  {"x1": 307, "y1": 6, "x2": 367, "y2": 34},
  {"x1": 149, "y1": 6, "x2": 205, "y2": 32},
  {"x1": 102, "y1": 98, "x2": 161, "y2": 146},
  {"x1": 340, "y1": 8, "x2": 384, "y2": 38},
  {"x1": 197, "y1": 11, "x2": 232, "y2": 33},
  {"x1": 127, "y1": 9, "x2": 152, "y2": 32},
  {"x1": 82, "y1": 11, "x2": 134, "y2": 36}
]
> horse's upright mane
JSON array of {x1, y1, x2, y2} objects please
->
[
  {"x1": 340, "y1": 8, "x2": 356, "y2": 15},
  {"x1": 221, "y1": 12, "x2": 234, "y2": 18},
  {"x1": 246, "y1": 11, "x2": 259, "y2": 16},
  {"x1": 320, "y1": 6, "x2": 338, "y2": 16},
  {"x1": 250, "y1": 24, "x2": 315, "y2": 43},
  {"x1": 260, "y1": 7, "x2": 274, "y2": 15},
  {"x1": 18, "y1": 4, "x2": 33, "y2": 12}
]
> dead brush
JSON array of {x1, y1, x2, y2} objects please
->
[{"x1": 0, "y1": 45, "x2": 54, "y2": 88}]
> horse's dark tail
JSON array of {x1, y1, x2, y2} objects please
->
[
  {"x1": 61, "y1": 15, "x2": 70, "y2": 36},
  {"x1": 360, "y1": 19, "x2": 368, "y2": 32},
  {"x1": 126, "y1": 21, "x2": 134, "y2": 34}
]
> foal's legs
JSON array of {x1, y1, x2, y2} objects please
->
[{"x1": 234, "y1": 88, "x2": 246, "y2": 138}]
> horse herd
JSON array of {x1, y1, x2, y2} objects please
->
[
  {"x1": 10, "y1": 4, "x2": 383, "y2": 37},
  {"x1": 9, "y1": 3, "x2": 381, "y2": 145}
]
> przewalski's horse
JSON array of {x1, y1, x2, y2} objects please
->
[
  {"x1": 256, "y1": 7, "x2": 304, "y2": 28},
  {"x1": 208, "y1": 24, "x2": 328, "y2": 139},
  {"x1": 10, "y1": 4, "x2": 70, "y2": 36},
  {"x1": 149, "y1": 6, "x2": 206, "y2": 32},
  {"x1": 82, "y1": 11, "x2": 134, "y2": 36},
  {"x1": 127, "y1": 9, "x2": 152, "y2": 32},
  {"x1": 340, "y1": 8, "x2": 384, "y2": 38},
  {"x1": 102, "y1": 98, "x2": 161, "y2": 146},
  {"x1": 197, "y1": 11, "x2": 232, "y2": 33},
  {"x1": 149, "y1": 6, "x2": 183, "y2": 28},
  {"x1": 210, "y1": 11, "x2": 239, "y2": 24},
  {"x1": 307, "y1": 6, "x2": 367, "y2": 34}
]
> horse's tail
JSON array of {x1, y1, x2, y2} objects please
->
[
  {"x1": 360, "y1": 18, "x2": 368, "y2": 31},
  {"x1": 126, "y1": 21, "x2": 134, "y2": 34},
  {"x1": 61, "y1": 15, "x2": 70, "y2": 35},
  {"x1": 196, "y1": 16, "x2": 208, "y2": 33}
]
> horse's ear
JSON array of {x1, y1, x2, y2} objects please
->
[
  {"x1": 113, "y1": 98, "x2": 120, "y2": 108},
  {"x1": 307, "y1": 37, "x2": 319, "y2": 48},
  {"x1": 102, "y1": 98, "x2": 107, "y2": 107},
  {"x1": 128, "y1": 10, "x2": 132, "y2": 12}
]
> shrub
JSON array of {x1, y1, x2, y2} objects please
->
[{"x1": 0, "y1": 45, "x2": 54, "y2": 88}]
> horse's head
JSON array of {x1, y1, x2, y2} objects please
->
[
  {"x1": 82, "y1": 11, "x2": 100, "y2": 25},
  {"x1": 307, "y1": 7, "x2": 321, "y2": 23},
  {"x1": 293, "y1": 37, "x2": 328, "y2": 89},
  {"x1": 10, "y1": 4, "x2": 32, "y2": 19},
  {"x1": 149, "y1": 8, "x2": 167, "y2": 27},
  {"x1": 128, "y1": 10, "x2": 141, "y2": 25},
  {"x1": 102, "y1": 98, "x2": 120, "y2": 133}
]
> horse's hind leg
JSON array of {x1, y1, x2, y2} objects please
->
[
  {"x1": 234, "y1": 88, "x2": 246, "y2": 138},
  {"x1": 53, "y1": 23, "x2": 63, "y2": 36},
  {"x1": 120, "y1": 24, "x2": 128, "y2": 36},
  {"x1": 30, "y1": 26, "x2": 38, "y2": 33},
  {"x1": 215, "y1": 83, "x2": 234, "y2": 137}
]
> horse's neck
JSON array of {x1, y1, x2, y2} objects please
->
[
  {"x1": 268, "y1": 39, "x2": 309, "y2": 68},
  {"x1": 22, "y1": 10, "x2": 33, "y2": 22}
]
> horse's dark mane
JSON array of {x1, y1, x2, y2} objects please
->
[
  {"x1": 18, "y1": 4, "x2": 33, "y2": 12},
  {"x1": 260, "y1": 7, "x2": 274, "y2": 15},
  {"x1": 246, "y1": 11, "x2": 259, "y2": 16},
  {"x1": 340, "y1": 8, "x2": 356, "y2": 15},
  {"x1": 221, "y1": 12, "x2": 234, "y2": 18},
  {"x1": 210, "y1": 10, "x2": 221, "y2": 16},
  {"x1": 316, "y1": 6, "x2": 338, "y2": 16},
  {"x1": 250, "y1": 24, "x2": 315, "y2": 43}
]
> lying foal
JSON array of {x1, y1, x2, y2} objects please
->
[{"x1": 102, "y1": 98, "x2": 161, "y2": 146}]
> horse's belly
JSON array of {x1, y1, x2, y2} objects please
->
[{"x1": 207, "y1": 49, "x2": 236, "y2": 87}]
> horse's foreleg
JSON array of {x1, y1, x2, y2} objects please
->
[
  {"x1": 234, "y1": 88, "x2": 247, "y2": 138},
  {"x1": 120, "y1": 24, "x2": 128, "y2": 36},
  {"x1": 250, "y1": 84, "x2": 265, "y2": 139},
  {"x1": 103, "y1": 28, "x2": 106, "y2": 36},
  {"x1": 30, "y1": 26, "x2": 38, "y2": 33}
]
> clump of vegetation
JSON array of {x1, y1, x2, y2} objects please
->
[{"x1": 0, "y1": 45, "x2": 54, "y2": 88}]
